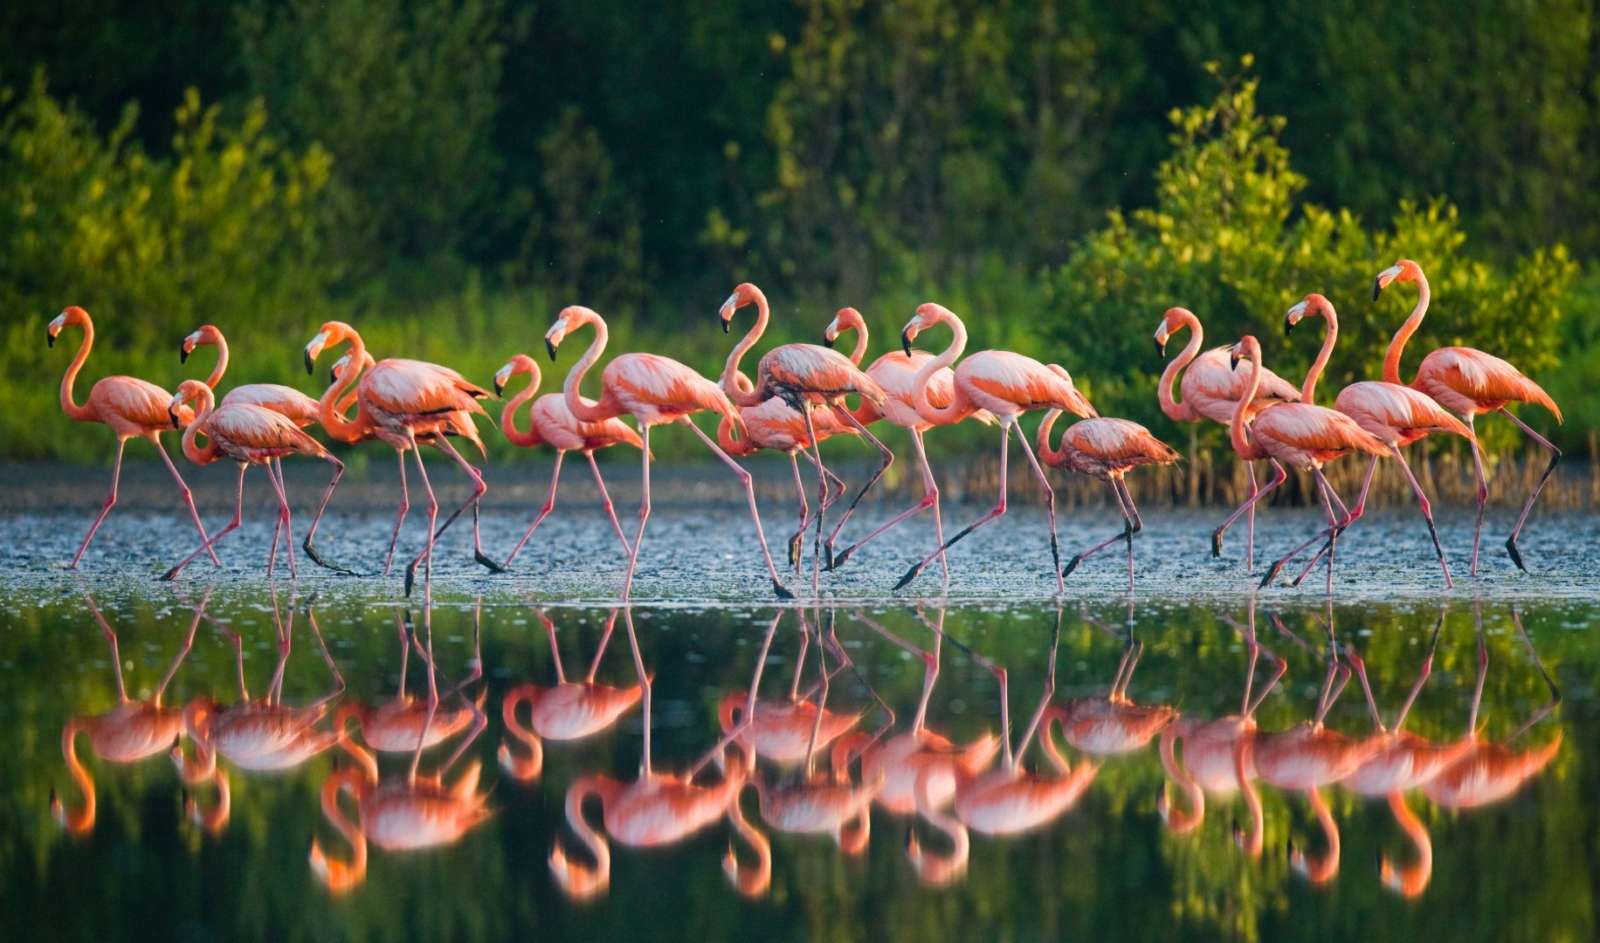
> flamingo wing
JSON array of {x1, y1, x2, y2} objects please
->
[
  {"x1": 1186, "y1": 348, "x2": 1300, "y2": 410},
  {"x1": 1416, "y1": 347, "x2": 1562, "y2": 422},
  {"x1": 221, "y1": 383, "x2": 321, "y2": 426},
  {"x1": 1064, "y1": 418, "x2": 1179, "y2": 466},
  {"x1": 606, "y1": 353, "x2": 734, "y2": 421},
  {"x1": 92, "y1": 376, "x2": 180, "y2": 430},
  {"x1": 960, "y1": 351, "x2": 1085, "y2": 411},
  {"x1": 208, "y1": 403, "x2": 327, "y2": 456},
  {"x1": 1254, "y1": 404, "x2": 1388, "y2": 458},
  {"x1": 363, "y1": 359, "x2": 490, "y2": 418},
  {"x1": 1334, "y1": 381, "x2": 1471, "y2": 442},
  {"x1": 762, "y1": 344, "x2": 884, "y2": 403}
]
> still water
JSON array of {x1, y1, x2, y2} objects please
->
[{"x1": 2, "y1": 589, "x2": 1585, "y2": 941}]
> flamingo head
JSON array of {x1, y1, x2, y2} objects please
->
[
  {"x1": 46, "y1": 307, "x2": 86, "y2": 347},
  {"x1": 1285, "y1": 293, "x2": 1331, "y2": 334},
  {"x1": 545, "y1": 307, "x2": 586, "y2": 359},
  {"x1": 822, "y1": 306, "x2": 862, "y2": 348},
  {"x1": 304, "y1": 321, "x2": 353, "y2": 374},
  {"x1": 1373, "y1": 259, "x2": 1421, "y2": 300},
  {"x1": 1153, "y1": 306, "x2": 1191, "y2": 354},
  {"x1": 901, "y1": 303, "x2": 945, "y2": 355},
  {"x1": 493, "y1": 355, "x2": 536, "y2": 397},
  {"x1": 1229, "y1": 336, "x2": 1260, "y2": 371},
  {"x1": 719, "y1": 282, "x2": 763, "y2": 332},
  {"x1": 168, "y1": 380, "x2": 211, "y2": 428},
  {"x1": 180, "y1": 325, "x2": 221, "y2": 363}
]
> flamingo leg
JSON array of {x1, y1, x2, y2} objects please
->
[
  {"x1": 1465, "y1": 414, "x2": 1488, "y2": 575},
  {"x1": 801, "y1": 405, "x2": 827, "y2": 596},
  {"x1": 83, "y1": 594, "x2": 129, "y2": 701},
  {"x1": 587, "y1": 452, "x2": 633, "y2": 560},
  {"x1": 1117, "y1": 478, "x2": 1144, "y2": 592},
  {"x1": 1014, "y1": 420, "x2": 1065, "y2": 593},
  {"x1": 162, "y1": 463, "x2": 248, "y2": 581},
  {"x1": 1213, "y1": 460, "x2": 1287, "y2": 566},
  {"x1": 1501, "y1": 408, "x2": 1561, "y2": 572},
  {"x1": 787, "y1": 451, "x2": 810, "y2": 572},
  {"x1": 1063, "y1": 477, "x2": 1135, "y2": 582},
  {"x1": 504, "y1": 451, "x2": 565, "y2": 567},
  {"x1": 829, "y1": 427, "x2": 945, "y2": 579},
  {"x1": 622, "y1": 608, "x2": 653, "y2": 778},
  {"x1": 1245, "y1": 461, "x2": 1259, "y2": 571},
  {"x1": 1293, "y1": 456, "x2": 1380, "y2": 588},
  {"x1": 69, "y1": 438, "x2": 128, "y2": 568},
  {"x1": 382, "y1": 449, "x2": 411, "y2": 577},
  {"x1": 154, "y1": 436, "x2": 221, "y2": 567},
  {"x1": 1392, "y1": 613, "x2": 1444, "y2": 732},
  {"x1": 265, "y1": 456, "x2": 298, "y2": 580},
  {"x1": 896, "y1": 422, "x2": 1013, "y2": 591},
  {"x1": 820, "y1": 404, "x2": 894, "y2": 564},
  {"x1": 1259, "y1": 468, "x2": 1343, "y2": 590},
  {"x1": 405, "y1": 436, "x2": 501, "y2": 594},
  {"x1": 406, "y1": 441, "x2": 440, "y2": 597},
  {"x1": 619, "y1": 425, "x2": 653, "y2": 602},
  {"x1": 266, "y1": 499, "x2": 284, "y2": 579},
  {"x1": 584, "y1": 610, "x2": 620, "y2": 684},
  {"x1": 303, "y1": 455, "x2": 353, "y2": 574},
  {"x1": 682, "y1": 417, "x2": 793, "y2": 600},
  {"x1": 535, "y1": 609, "x2": 569, "y2": 684},
  {"x1": 1392, "y1": 446, "x2": 1453, "y2": 588}
]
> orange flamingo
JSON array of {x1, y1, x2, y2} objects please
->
[
  {"x1": 905, "y1": 616, "x2": 1098, "y2": 886},
  {"x1": 717, "y1": 613, "x2": 863, "y2": 767},
  {"x1": 335, "y1": 608, "x2": 483, "y2": 763},
  {"x1": 160, "y1": 381, "x2": 346, "y2": 580},
  {"x1": 303, "y1": 320, "x2": 501, "y2": 592},
  {"x1": 719, "y1": 283, "x2": 891, "y2": 592},
  {"x1": 1047, "y1": 623, "x2": 1176, "y2": 757},
  {"x1": 1284, "y1": 294, "x2": 1473, "y2": 588},
  {"x1": 1155, "y1": 306, "x2": 1300, "y2": 569},
  {"x1": 493, "y1": 353, "x2": 641, "y2": 568},
  {"x1": 893, "y1": 303, "x2": 1097, "y2": 592},
  {"x1": 1375, "y1": 259, "x2": 1564, "y2": 573},
  {"x1": 1038, "y1": 412, "x2": 1179, "y2": 590},
  {"x1": 1226, "y1": 336, "x2": 1388, "y2": 592},
  {"x1": 544, "y1": 304, "x2": 792, "y2": 600},
  {"x1": 45, "y1": 306, "x2": 217, "y2": 570},
  {"x1": 498, "y1": 609, "x2": 644, "y2": 782},
  {"x1": 52, "y1": 592, "x2": 204, "y2": 836}
]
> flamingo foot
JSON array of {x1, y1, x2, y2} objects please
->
[
  {"x1": 159, "y1": 564, "x2": 182, "y2": 582},
  {"x1": 1062, "y1": 554, "x2": 1084, "y2": 579},
  {"x1": 1505, "y1": 536, "x2": 1527, "y2": 572},
  {"x1": 787, "y1": 532, "x2": 804, "y2": 570},
  {"x1": 474, "y1": 549, "x2": 507, "y2": 574},
  {"x1": 824, "y1": 544, "x2": 853, "y2": 572},
  {"x1": 1258, "y1": 560, "x2": 1284, "y2": 589},
  {"x1": 893, "y1": 562, "x2": 922, "y2": 591},
  {"x1": 404, "y1": 560, "x2": 419, "y2": 597},
  {"x1": 303, "y1": 539, "x2": 358, "y2": 576},
  {"x1": 1212, "y1": 528, "x2": 1225, "y2": 558},
  {"x1": 772, "y1": 578, "x2": 795, "y2": 601}
]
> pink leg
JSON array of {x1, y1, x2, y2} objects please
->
[
  {"x1": 1465, "y1": 414, "x2": 1487, "y2": 575},
  {"x1": 504, "y1": 451, "x2": 565, "y2": 567},
  {"x1": 265, "y1": 457, "x2": 298, "y2": 580},
  {"x1": 1245, "y1": 461, "x2": 1258, "y2": 571},
  {"x1": 70, "y1": 438, "x2": 127, "y2": 568},
  {"x1": 801, "y1": 406, "x2": 827, "y2": 595},
  {"x1": 1391, "y1": 447, "x2": 1452, "y2": 589},
  {"x1": 1260, "y1": 467, "x2": 1343, "y2": 591},
  {"x1": 1213, "y1": 460, "x2": 1287, "y2": 566},
  {"x1": 1501, "y1": 408, "x2": 1561, "y2": 572},
  {"x1": 1015, "y1": 419, "x2": 1066, "y2": 593},
  {"x1": 786, "y1": 451, "x2": 810, "y2": 573},
  {"x1": 619, "y1": 425, "x2": 653, "y2": 601},
  {"x1": 821, "y1": 404, "x2": 895, "y2": 562},
  {"x1": 383, "y1": 449, "x2": 411, "y2": 576},
  {"x1": 302, "y1": 455, "x2": 352, "y2": 574},
  {"x1": 407, "y1": 442, "x2": 440, "y2": 596},
  {"x1": 1293, "y1": 456, "x2": 1379, "y2": 587},
  {"x1": 682, "y1": 417, "x2": 793, "y2": 600},
  {"x1": 405, "y1": 436, "x2": 500, "y2": 595},
  {"x1": 1063, "y1": 478, "x2": 1135, "y2": 581},
  {"x1": 586, "y1": 452, "x2": 632, "y2": 559},
  {"x1": 829, "y1": 427, "x2": 945, "y2": 577},
  {"x1": 154, "y1": 437, "x2": 221, "y2": 567},
  {"x1": 162, "y1": 463, "x2": 247, "y2": 581},
  {"x1": 896, "y1": 422, "x2": 1012, "y2": 591},
  {"x1": 1117, "y1": 478, "x2": 1144, "y2": 592}
]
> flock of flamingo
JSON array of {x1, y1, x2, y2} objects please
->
[
  {"x1": 53, "y1": 593, "x2": 1561, "y2": 900},
  {"x1": 45, "y1": 259, "x2": 1563, "y2": 596}
]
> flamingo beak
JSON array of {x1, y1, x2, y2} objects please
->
[
  {"x1": 823, "y1": 334, "x2": 836, "y2": 348},
  {"x1": 329, "y1": 366, "x2": 338, "y2": 384},
  {"x1": 1373, "y1": 265, "x2": 1402, "y2": 301},
  {"x1": 1153, "y1": 326, "x2": 1169, "y2": 355},
  {"x1": 545, "y1": 338, "x2": 559, "y2": 361},
  {"x1": 493, "y1": 370, "x2": 507, "y2": 397},
  {"x1": 46, "y1": 330, "x2": 54, "y2": 348},
  {"x1": 304, "y1": 349, "x2": 316, "y2": 374},
  {"x1": 900, "y1": 329, "x2": 913, "y2": 357},
  {"x1": 168, "y1": 406, "x2": 181, "y2": 429},
  {"x1": 1230, "y1": 349, "x2": 1243, "y2": 370},
  {"x1": 179, "y1": 343, "x2": 190, "y2": 363}
]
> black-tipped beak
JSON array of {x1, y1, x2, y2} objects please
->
[
  {"x1": 1283, "y1": 316, "x2": 1294, "y2": 336},
  {"x1": 1372, "y1": 277, "x2": 1383, "y2": 302},
  {"x1": 1230, "y1": 351, "x2": 1242, "y2": 371},
  {"x1": 823, "y1": 335, "x2": 835, "y2": 348},
  {"x1": 168, "y1": 407, "x2": 181, "y2": 429},
  {"x1": 721, "y1": 317, "x2": 731, "y2": 334},
  {"x1": 900, "y1": 330, "x2": 913, "y2": 357},
  {"x1": 179, "y1": 344, "x2": 190, "y2": 364},
  {"x1": 545, "y1": 338, "x2": 559, "y2": 361},
  {"x1": 328, "y1": 367, "x2": 338, "y2": 385},
  {"x1": 46, "y1": 331, "x2": 55, "y2": 348},
  {"x1": 493, "y1": 378, "x2": 505, "y2": 397},
  {"x1": 303, "y1": 349, "x2": 315, "y2": 375},
  {"x1": 1155, "y1": 338, "x2": 1166, "y2": 356}
]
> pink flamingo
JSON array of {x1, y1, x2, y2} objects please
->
[
  {"x1": 1225, "y1": 336, "x2": 1388, "y2": 592},
  {"x1": 544, "y1": 304, "x2": 792, "y2": 599},
  {"x1": 719, "y1": 283, "x2": 891, "y2": 591},
  {"x1": 303, "y1": 321, "x2": 501, "y2": 593},
  {"x1": 821, "y1": 307, "x2": 999, "y2": 577},
  {"x1": 717, "y1": 613, "x2": 863, "y2": 767},
  {"x1": 46, "y1": 306, "x2": 217, "y2": 570},
  {"x1": 52, "y1": 592, "x2": 203, "y2": 836},
  {"x1": 1047, "y1": 632, "x2": 1176, "y2": 757},
  {"x1": 1155, "y1": 307, "x2": 1301, "y2": 569},
  {"x1": 161, "y1": 381, "x2": 346, "y2": 580},
  {"x1": 1375, "y1": 259, "x2": 1564, "y2": 573},
  {"x1": 498, "y1": 609, "x2": 644, "y2": 782},
  {"x1": 1038, "y1": 412, "x2": 1179, "y2": 590},
  {"x1": 1284, "y1": 293, "x2": 1473, "y2": 588},
  {"x1": 493, "y1": 353, "x2": 640, "y2": 568},
  {"x1": 893, "y1": 303, "x2": 1097, "y2": 592}
]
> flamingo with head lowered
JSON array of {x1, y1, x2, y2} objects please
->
[
  {"x1": 1374, "y1": 259, "x2": 1564, "y2": 574},
  {"x1": 893, "y1": 303, "x2": 1097, "y2": 592}
]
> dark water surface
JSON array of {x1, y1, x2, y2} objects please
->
[{"x1": 2, "y1": 585, "x2": 1589, "y2": 942}]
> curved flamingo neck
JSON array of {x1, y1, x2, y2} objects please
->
[
  {"x1": 1383, "y1": 790, "x2": 1431, "y2": 896},
  {"x1": 911, "y1": 312, "x2": 967, "y2": 425},
  {"x1": 319, "y1": 331, "x2": 368, "y2": 443},
  {"x1": 563, "y1": 313, "x2": 612, "y2": 424},
  {"x1": 1236, "y1": 737, "x2": 1263, "y2": 857},
  {"x1": 1384, "y1": 270, "x2": 1430, "y2": 385},
  {"x1": 1158, "y1": 311, "x2": 1203, "y2": 422},
  {"x1": 498, "y1": 687, "x2": 544, "y2": 781},
  {"x1": 723, "y1": 791, "x2": 772, "y2": 896},
  {"x1": 842, "y1": 316, "x2": 868, "y2": 366},
  {"x1": 907, "y1": 766, "x2": 969, "y2": 884},
  {"x1": 1036, "y1": 409, "x2": 1065, "y2": 465},
  {"x1": 500, "y1": 365, "x2": 544, "y2": 449},
  {"x1": 312, "y1": 769, "x2": 369, "y2": 892},
  {"x1": 202, "y1": 330, "x2": 229, "y2": 389},
  {"x1": 554, "y1": 777, "x2": 616, "y2": 895},
  {"x1": 1301, "y1": 302, "x2": 1338, "y2": 403},
  {"x1": 1231, "y1": 342, "x2": 1265, "y2": 460},
  {"x1": 722, "y1": 293, "x2": 770, "y2": 407},
  {"x1": 181, "y1": 387, "x2": 222, "y2": 466},
  {"x1": 717, "y1": 414, "x2": 755, "y2": 457},
  {"x1": 1157, "y1": 725, "x2": 1203, "y2": 833},
  {"x1": 58, "y1": 317, "x2": 97, "y2": 423},
  {"x1": 55, "y1": 719, "x2": 96, "y2": 835}
]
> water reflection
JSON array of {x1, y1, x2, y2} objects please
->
[{"x1": 26, "y1": 590, "x2": 1579, "y2": 937}]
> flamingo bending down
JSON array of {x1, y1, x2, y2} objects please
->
[
  {"x1": 822, "y1": 307, "x2": 999, "y2": 577},
  {"x1": 893, "y1": 303, "x2": 1097, "y2": 592},
  {"x1": 161, "y1": 382, "x2": 346, "y2": 580},
  {"x1": 544, "y1": 305, "x2": 792, "y2": 600},
  {"x1": 1038, "y1": 412, "x2": 1179, "y2": 591},
  {"x1": 46, "y1": 306, "x2": 218, "y2": 570},
  {"x1": 493, "y1": 354, "x2": 640, "y2": 568},
  {"x1": 1284, "y1": 294, "x2": 1473, "y2": 588},
  {"x1": 303, "y1": 321, "x2": 501, "y2": 593},
  {"x1": 719, "y1": 283, "x2": 891, "y2": 592},
  {"x1": 1375, "y1": 259, "x2": 1564, "y2": 573},
  {"x1": 1225, "y1": 337, "x2": 1387, "y2": 592},
  {"x1": 1155, "y1": 307, "x2": 1300, "y2": 569}
]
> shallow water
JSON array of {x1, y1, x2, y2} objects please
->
[{"x1": 3, "y1": 583, "x2": 1589, "y2": 941}]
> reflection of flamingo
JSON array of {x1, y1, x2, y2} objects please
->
[
  {"x1": 499, "y1": 609, "x2": 644, "y2": 782},
  {"x1": 1048, "y1": 630, "x2": 1176, "y2": 756},
  {"x1": 1375, "y1": 259, "x2": 1564, "y2": 573},
  {"x1": 545, "y1": 305, "x2": 791, "y2": 600},
  {"x1": 1038, "y1": 412, "x2": 1179, "y2": 590},
  {"x1": 1155, "y1": 307, "x2": 1300, "y2": 568},
  {"x1": 52, "y1": 593, "x2": 204, "y2": 836},
  {"x1": 46, "y1": 306, "x2": 217, "y2": 569},
  {"x1": 719, "y1": 283, "x2": 891, "y2": 591},
  {"x1": 335, "y1": 609, "x2": 482, "y2": 762},
  {"x1": 894, "y1": 303, "x2": 1097, "y2": 592},
  {"x1": 161, "y1": 381, "x2": 347, "y2": 580},
  {"x1": 1227, "y1": 336, "x2": 1387, "y2": 592},
  {"x1": 493, "y1": 354, "x2": 640, "y2": 568},
  {"x1": 303, "y1": 320, "x2": 500, "y2": 591},
  {"x1": 1284, "y1": 294, "x2": 1472, "y2": 588},
  {"x1": 717, "y1": 615, "x2": 862, "y2": 767},
  {"x1": 905, "y1": 616, "x2": 1098, "y2": 885}
]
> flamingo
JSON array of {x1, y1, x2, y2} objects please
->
[
  {"x1": 1225, "y1": 336, "x2": 1388, "y2": 592},
  {"x1": 718, "y1": 283, "x2": 891, "y2": 591},
  {"x1": 893, "y1": 303, "x2": 1097, "y2": 592},
  {"x1": 1154, "y1": 306, "x2": 1301, "y2": 569},
  {"x1": 543, "y1": 304, "x2": 792, "y2": 600},
  {"x1": 821, "y1": 307, "x2": 999, "y2": 577},
  {"x1": 1375, "y1": 259, "x2": 1564, "y2": 574},
  {"x1": 45, "y1": 306, "x2": 218, "y2": 570},
  {"x1": 1047, "y1": 629, "x2": 1176, "y2": 757},
  {"x1": 498, "y1": 609, "x2": 644, "y2": 782},
  {"x1": 336, "y1": 607, "x2": 484, "y2": 764},
  {"x1": 1038, "y1": 412, "x2": 1179, "y2": 591},
  {"x1": 303, "y1": 320, "x2": 501, "y2": 593},
  {"x1": 717, "y1": 613, "x2": 863, "y2": 767},
  {"x1": 160, "y1": 381, "x2": 346, "y2": 580},
  {"x1": 1284, "y1": 293, "x2": 1473, "y2": 588},
  {"x1": 51, "y1": 592, "x2": 203, "y2": 836}
]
